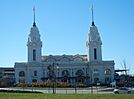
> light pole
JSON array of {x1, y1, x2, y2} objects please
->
[
  {"x1": 75, "y1": 81, "x2": 77, "y2": 94},
  {"x1": 91, "y1": 67, "x2": 93, "y2": 94},
  {"x1": 90, "y1": 62, "x2": 93, "y2": 94},
  {"x1": 55, "y1": 65, "x2": 59, "y2": 94}
]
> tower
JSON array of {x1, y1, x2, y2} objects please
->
[
  {"x1": 86, "y1": 6, "x2": 102, "y2": 62},
  {"x1": 27, "y1": 7, "x2": 42, "y2": 63}
]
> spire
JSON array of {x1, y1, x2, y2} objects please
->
[
  {"x1": 91, "y1": 5, "x2": 95, "y2": 26},
  {"x1": 33, "y1": 6, "x2": 36, "y2": 27}
]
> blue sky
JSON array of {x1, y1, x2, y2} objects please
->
[{"x1": 0, "y1": 0, "x2": 134, "y2": 74}]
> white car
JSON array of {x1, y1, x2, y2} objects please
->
[{"x1": 114, "y1": 87, "x2": 134, "y2": 94}]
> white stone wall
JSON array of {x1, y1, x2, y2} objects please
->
[
  {"x1": 87, "y1": 25, "x2": 102, "y2": 62},
  {"x1": 15, "y1": 59, "x2": 114, "y2": 85},
  {"x1": 14, "y1": 18, "x2": 115, "y2": 85},
  {"x1": 27, "y1": 25, "x2": 42, "y2": 63},
  {"x1": 14, "y1": 63, "x2": 28, "y2": 84}
]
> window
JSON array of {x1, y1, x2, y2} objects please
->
[
  {"x1": 105, "y1": 77, "x2": 111, "y2": 83},
  {"x1": 19, "y1": 71, "x2": 25, "y2": 77},
  {"x1": 33, "y1": 49, "x2": 36, "y2": 61},
  {"x1": 32, "y1": 79, "x2": 37, "y2": 82},
  {"x1": 62, "y1": 70, "x2": 69, "y2": 77},
  {"x1": 94, "y1": 69, "x2": 99, "y2": 76},
  {"x1": 105, "y1": 69, "x2": 111, "y2": 75},
  {"x1": 94, "y1": 78, "x2": 99, "y2": 83},
  {"x1": 0, "y1": 72, "x2": 2, "y2": 78},
  {"x1": 34, "y1": 71, "x2": 37, "y2": 76},
  {"x1": 76, "y1": 69, "x2": 84, "y2": 77},
  {"x1": 94, "y1": 48, "x2": 97, "y2": 60},
  {"x1": 43, "y1": 71, "x2": 45, "y2": 76}
]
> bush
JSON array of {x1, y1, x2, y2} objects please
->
[{"x1": 32, "y1": 82, "x2": 69, "y2": 88}]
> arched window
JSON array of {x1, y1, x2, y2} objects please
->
[
  {"x1": 19, "y1": 71, "x2": 25, "y2": 77},
  {"x1": 75, "y1": 69, "x2": 84, "y2": 77},
  {"x1": 94, "y1": 48, "x2": 97, "y2": 60},
  {"x1": 105, "y1": 69, "x2": 111, "y2": 75},
  {"x1": 75, "y1": 70, "x2": 84, "y2": 83},
  {"x1": 62, "y1": 70, "x2": 69, "y2": 77}
]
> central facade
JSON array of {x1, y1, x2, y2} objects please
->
[{"x1": 15, "y1": 9, "x2": 114, "y2": 85}]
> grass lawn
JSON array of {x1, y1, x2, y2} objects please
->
[{"x1": 0, "y1": 93, "x2": 134, "y2": 99}]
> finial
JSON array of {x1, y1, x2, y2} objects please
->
[
  {"x1": 33, "y1": 6, "x2": 36, "y2": 27},
  {"x1": 91, "y1": 4, "x2": 95, "y2": 26}
]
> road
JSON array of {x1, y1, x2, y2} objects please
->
[{"x1": 0, "y1": 87, "x2": 114, "y2": 94}]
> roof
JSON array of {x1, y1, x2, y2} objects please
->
[
  {"x1": 41, "y1": 54, "x2": 87, "y2": 62},
  {"x1": 0, "y1": 67, "x2": 14, "y2": 72}
]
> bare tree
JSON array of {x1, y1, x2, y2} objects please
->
[{"x1": 121, "y1": 59, "x2": 128, "y2": 75}]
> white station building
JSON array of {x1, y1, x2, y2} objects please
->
[{"x1": 14, "y1": 8, "x2": 115, "y2": 85}]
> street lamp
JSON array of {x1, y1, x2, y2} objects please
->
[
  {"x1": 91, "y1": 67, "x2": 93, "y2": 94},
  {"x1": 54, "y1": 65, "x2": 59, "y2": 94},
  {"x1": 75, "y1": 81, "x2": 77, "y2": 94},
  {"x1": 89, "y1": 62, "x2": 93, "y2": 94}
]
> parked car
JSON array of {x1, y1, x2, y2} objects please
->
[{"x1": 114, "y1": 87, "x2": 134, "y2": 94}]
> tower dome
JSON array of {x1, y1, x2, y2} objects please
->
[{"x1": 27, "y1": 7, "x2": 42, "y2": 63}]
